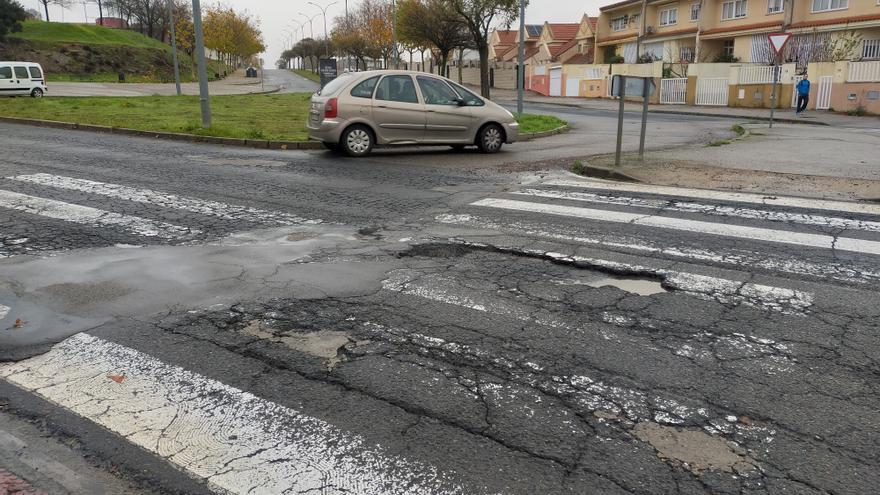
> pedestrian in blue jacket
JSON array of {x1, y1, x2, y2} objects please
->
[{"x1": 796, "y1": 75, "x2": 811, "y2": 116}]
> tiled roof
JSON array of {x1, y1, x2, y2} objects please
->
[
  {"x1": 547, "y1": 23, "x2": 581, "y2": 41},
  {"x1": 700, "y1": 21, "x2": 781, "y2": 36},
  {"x1": 495, "y1": 30, "x2": 518, "y2": 44},
  {"x1": 563, "y1": 52, "x2": 594, "y2": 65},
  {"x1": 600, "y1": 0, "x2": 641, "y2": 12},
  {"x1": 525, "y1": 25, "x2": 543, "y2": 37},
  {"x1": 586, "y1": 17, "x2": 598, "y2": 32},
  {"x1": 550, "y1": 38, "x2": 579, "y2": 58},
  {"x1": 788, "y1": 13, "x2": 880, "y2": 29}
]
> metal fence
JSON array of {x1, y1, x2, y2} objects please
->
[
  {"x1": 660, "y1": 78, "x2": 687, "y2": 104},
  {"x1": 695, "y1": 78, "x2": 729, "y2": 106}
]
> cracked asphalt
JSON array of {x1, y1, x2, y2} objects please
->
[{"x1": 0, "y1": 121, "x2": 878, "y2": 495}]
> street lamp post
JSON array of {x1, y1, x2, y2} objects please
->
[
  {"x1": 392, "y1": 0, "x2": 398, "y2": 69},
  {"x1": 307, "y1": 1, "x2": 338, "y2": 57},
  {"x1": 191, "y1": 0, "x2": 211, "y2": 127},
  {"x1": 168, "y1": 0, "x2": 182, "y2": 95},
  {"x1": 299, "y1": 13, "x2": 320, "y2": 71},
  {"x1": 517, "y1": 0, "x2": 525, "y2": 116}
]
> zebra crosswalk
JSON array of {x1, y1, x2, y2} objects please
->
[{"x1": 0, "y1": 173, "x2": 321, "y2": 258}]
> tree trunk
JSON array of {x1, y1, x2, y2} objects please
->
[
  {"x1": 478, "y1": 42, "x2": 490, "y2": 98},
  {"x1": 43, "y1": 1, "x2": 50, "y2": 22},
  {"x1": 97, "y1": 0, "x2": 103, "y2": 23},
  {"x1": 458, "y1": 49, "x2": 463, "y2": 84}
]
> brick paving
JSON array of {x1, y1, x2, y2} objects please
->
[{"x1": 0, "y1": 469, "x2": 46, "y2": 495}]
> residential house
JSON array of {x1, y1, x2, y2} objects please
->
[
  {"x1": 595, "y1": 0, "x2": 644, "y2": 63},
  {"x1": 489, "y1": 30, "x2": 519, "y2": 61}
]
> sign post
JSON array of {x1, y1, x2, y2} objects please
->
[
  {"x1": 611, "y1": 75, "x2": 656, "y2": 166},
  {"x1": 767, "y1": 33, "x2": 791, "y2": 129},
  {"x1": 318, "y1": 59, "x2": 338, "y2": 89}
]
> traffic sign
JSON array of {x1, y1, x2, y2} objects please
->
[{"x1": 768, "y1": 33, "x2": 791, "y2": 55}]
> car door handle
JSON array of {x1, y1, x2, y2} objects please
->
[{"x1": 376, "y1": 104, "x2": 387, "y2": 108}]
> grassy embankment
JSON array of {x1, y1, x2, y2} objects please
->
[
  {"x1": 292, "y1": 69, "x2": 320, "y2": 83},
  {"x1": 3, "y1": 20, "x2": 225, "y2": 83},
  {"x1": 0, "y1": 94, "x2": 565, "y2": 142}
]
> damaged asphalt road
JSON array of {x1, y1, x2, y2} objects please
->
[{"x1": 0, "y1": 123, "x2": 879, "y2": 494}]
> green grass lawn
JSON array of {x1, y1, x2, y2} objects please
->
[
  {"x1": 517, "y1": 113, "x2": 567, "y2": 134},
  {"x1": 0, "y1": 94, "x2": 312, "y2": 141},
  {"x1": 293, "y1": 69, "x2": 320, "y2": 83},
  {"x1": 9, "y1": 20, "x2": 170, "y2": 49},
  {"x1": 0, "y1": 93, "x2": 566, "y2": 142}
]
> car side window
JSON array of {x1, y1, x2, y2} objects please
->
[
  {"x1": 13, "y1": 67, "x2": 29, "y2": 79},
  {"x1": 350, "y1": 76, "x2": 379, "y2": 99},
  {"x1": 417, "y1": 76, "x2": 461, "y2": 105},
  {"x1": 0, "y1": 67, "x2": 12, "y2": 79},
  {"x1": 449, "y1": 82, "x2": 485, "y2": 107},
  {"x1": 375, "y1": 75, "x2": 419, "y2": 104},
  {"x1": 28, "y1": 67, "x2": 43, "y2": 79}
]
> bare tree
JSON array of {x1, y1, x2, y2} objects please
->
[{"x1": 36, "y1": 0, "x2": 73, "y2": 22}]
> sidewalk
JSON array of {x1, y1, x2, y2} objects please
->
[
  {"x1": 490, "y1": 88, "x2": 879, "y2": 129},
  {"x1": 49, "y1": 70, "x2": 280, "y2": 97}
]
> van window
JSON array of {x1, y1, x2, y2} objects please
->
[
  {"x1": 0, "y1": 67, "x2": 12, "y2": 79},
  {"x1": 28, "y1": 67, "x2": 43, "y2": 79},
  {"x1": 14, "y1": 67, "x2": 29, "y2": 79}
]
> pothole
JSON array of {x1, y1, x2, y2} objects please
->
[
  {"x1": 585, "y1": 277, "x2": 668, "y2": 296},
  {"x1": 633, "y1": 422, "x2": 758, "y2": 474},
  {"x1": 241, "y1": 319, "x2": 351, "y2": 369},
  {"x1": 398, "y1": 242, "x2": 477, "y2": 258}
]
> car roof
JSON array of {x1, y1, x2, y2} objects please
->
[
  {"x1": 0, "y1": 62, "x2": 43, "y2": 66},
  {"x1": 349, "y1": 70, "x2": 451, "y2": 80}
]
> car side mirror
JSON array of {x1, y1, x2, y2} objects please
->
[{"x1": 456, "y1": 97, "x2": 466, "y2": 107}]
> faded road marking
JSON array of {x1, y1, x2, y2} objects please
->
[
  {"x1": 9, "y1": 174, "x2": 320, "y2": 226},
  {"x1": 470, "y1": 198, "x2": 880, "y2": 256},
  {"x1": 0, "y1": 305, "x2": 9, "y2": 320},
  {"x1": 514, "y1": 188, "x2": 880, "y2": 233},
  {"x1": 546, "y1": 178, "x2": 880, "y2": 215},
  {"x1": 0, "y1": 190, "x2": 200, "y2": 240},
  {"x1": 0, "y1": 334, "x2": 465, "y2": 495}
]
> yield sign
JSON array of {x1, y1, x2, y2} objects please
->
[{"x1": 768, "y1": 33, "x2": 791, "y2": 54}]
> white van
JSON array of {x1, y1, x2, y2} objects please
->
[{"x1": 0, "y1": 62, "x2": 48, "y2": 98}]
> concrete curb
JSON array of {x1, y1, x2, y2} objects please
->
[
  {"x1": 0, "y1": 116, "x2": 322, "y2": 150},
  {"x1": 521, "y1": 124, "x2": 571, "y2": 141},
  {"x1": 570, "y1": 164, "x2": 640, "y2": 182}
]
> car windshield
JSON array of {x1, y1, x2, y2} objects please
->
[{"x1": 317, "y1": 73, "x2": 352, "y2": 97}]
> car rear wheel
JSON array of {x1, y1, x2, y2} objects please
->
[
  {"x1": 340, "y1": 125, "x2": 374, "y2": 157},
  {"x1": 477, "y1": 124, "x2": 504, "y2": 154},
  {"x1": 31, "y1": 88, "x2": 43, "y2": 98}
]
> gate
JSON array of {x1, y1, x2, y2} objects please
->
[
  {"x1": 660, "y1": 78, "x2": 687, "y2": 104},
  {"x1": 565, "y1": 78, "x2": 581, "y2": 97},
  {"x1": 816, "y1": 75, "x2": 832, "y2": 110},
  {"x1": 695, "y1": 78, "x2": 729, "y2": 106}
]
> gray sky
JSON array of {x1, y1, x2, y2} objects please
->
[{"x1": 37, "y1": 0, "x2": 606, "y2": 64}]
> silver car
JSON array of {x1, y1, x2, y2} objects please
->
[{"x1": 307, "y1": 70, "x2": 519, "y2": 157}]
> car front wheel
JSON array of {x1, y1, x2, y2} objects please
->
[
  {"x1": 477, "y1": 124, "x2": 504, "y2": 154},
  {"x1": 31, "y1": 88, "x2": 43, "y2": 98},
  {"x1": 340, "y1": 125, "x2": 374, "y2": 157}
]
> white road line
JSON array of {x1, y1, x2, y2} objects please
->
[
  {"x1": 0, "y1": 334, "x2": 464, "y2": 495},
  {"x1": 546, "y1": 178, "x2": 880, "y2": 215},
  {"x1": 9, "y1": 174, "x2": 320, "y2": 226},
  {"x1": 514, "y1": 188, "x2": 880, "y2": 233},
  {"x1": 0, "y1": 190, "x2": 200, "y2": 240},
  {"x1": 435, "y1": 213, "x2": 880, "y2": 285},
  {"x1": 0, "y1": 305, "x2": 9, "y2": 320},
  {"x1": 471, "y1": 198, "x2": 880, "y2": 256}
]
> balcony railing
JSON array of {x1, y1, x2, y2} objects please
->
[
  {"x1": 738, "y1": 65, "x2": 775, "y2": 85},
  {"x1": 848, "y1": 61, "x2": 880, "y2": 83}
]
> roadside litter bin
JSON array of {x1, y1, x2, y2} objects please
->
[{"x1": 118, "y1": 71, "x2": 125, "y2": 83}]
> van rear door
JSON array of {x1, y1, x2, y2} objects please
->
[{"x1": 0, "y1": 65, "x2": 16, "y2": 96}]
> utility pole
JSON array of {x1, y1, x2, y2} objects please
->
[
  {"x1": 168, "y1": 0, "x2": 182, "y2": 95},
  {"x1": 392, "y1": 0, "x2": 398, "y2": 68},
  {"x1": 191, "y1": 0, "x2": 211, "y2": 127},
  {"x1": 516, "y1": 0, "x2": 525, "y2": 117}
]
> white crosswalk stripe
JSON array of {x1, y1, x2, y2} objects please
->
[
  {"x1": 0, "y1": 334, "x2": 464, "y2": 495},
  {"x1": 470, "y1": 198, "x2": 880, "y2": 256},
  {"x1": 545, "y1": 178, "x2": 880, "y2": 215},
  {"x1": 0, "y1": 189, "x2": 201, "y2": 240},
  {"x1": 9, "y1": 173, "x2": 321, "y2": 226},
  {"x1": 514, "y1": 188, "x2": 880, "y2": 233}
]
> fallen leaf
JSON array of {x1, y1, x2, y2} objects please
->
[
  {"x1": 107, "y1": 375, "x2": 125, "y2": 384},
  {"x1": 13, "y1": 319, "x2": 23, "y2": 329}
]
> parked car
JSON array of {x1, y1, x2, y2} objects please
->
[
  {"x1": 307, "y1": 70, "x2": 519, "y2": 157},
  {"x1": 0, "y1": 62, "x2": 48, "y2": 98}
]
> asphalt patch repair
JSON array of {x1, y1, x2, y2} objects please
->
[{"x1": 633, "y1": 422, "x2": 758, "y2": 474}]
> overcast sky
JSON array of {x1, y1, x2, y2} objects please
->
[{"x1": 36, "y1": 0, "x2": 606, "y2": 64}]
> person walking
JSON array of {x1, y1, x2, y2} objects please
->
[{"x1": 796, "y1": 74, "x2": 811, "y2": 116}]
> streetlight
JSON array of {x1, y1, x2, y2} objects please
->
[
  {"x1": 308, "y1": 1, "x2": 338, "y2": 53},
  {"x1": 299, "y1": 12, "x2": 319, "y2": 39},
  {"x1": 291, "y1": 21, "x2": 307, "y2": 69},
  {"x1": 517, "y1": 0, "x2": 525, "y2": 116}
]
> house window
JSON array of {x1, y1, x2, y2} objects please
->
[
  {"x1": 680, "y1": 46, "x2": 695, "y2": 62},
  {"x1": 722, "y1": 0, "x2": 747, "y2": 20},
  {"x1": 631, "y1": 13, "x2": 641, "y2": 26},
  {"x1": 611, "y1": 16, "x2": 627, "y2": 31},
  {"x1": 659, "y1": 7, "x2": 678, "y2": 26},
  {"x1": 723, "y1": 40, "x2": 735, "y2": 58},
  {"x1": 690, "y1": 3, "x2": 701, "y2": 21},
  {"x1": 811, "y1": 0, "x2": 847, "y2": 12},
  {"x1": 863, "y1": 39, "x2": 880, "y2": 60},
  {"x1": 767, "y1": 0, "x2": 783, "y2": 13}
]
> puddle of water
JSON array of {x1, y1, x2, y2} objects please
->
[{"x1": 585, "y1": 277, "x2": 668, "y2": 296}]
